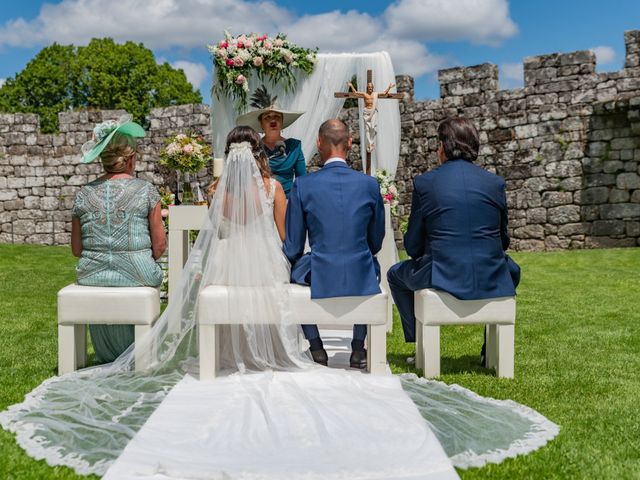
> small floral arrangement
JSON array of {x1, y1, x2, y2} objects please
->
[
  {"x1": 208, "y1": 31, "x2": 317, "y2": 111},
  {"x1": 159, "y1": 132, "x2": 212, "y2": 173},
  {"x1": 374, "y1": 169, "x2": 399, "y2": 215}
]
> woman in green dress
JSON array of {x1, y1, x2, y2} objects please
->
[
  {"x1": 71, "y1": 116, "x2": 167, "y2": 363},
  {"x1": 236, "y1": 87, "x2": 306, "y2": 198}
]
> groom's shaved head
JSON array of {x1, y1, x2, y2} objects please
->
[{"x1": 319, "y1": 119, "x2": 350, "y2": 148}]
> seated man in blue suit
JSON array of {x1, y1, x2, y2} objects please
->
[
  {"x1": 387, "y1": 117, "x2": 520, "y2": 366},
  {"x1": 284, "y1": 119, "x2": 385, "y2": 369}
]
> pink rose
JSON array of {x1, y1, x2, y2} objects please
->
[
  {"x1": 235, "y1": 74, "x2": 246, "y2": 85},
  {"x1": 263, "y1": 41, "x2": 272, "y2": 49},
  {"x1": 384, "y1": 193, "x2": 394, "y2": 202},
  {"x1": 219, "y1": 41, "x2": 229, "y2": 48},
  {"x1": 182, "y1": 144, "x2": 194, "y2": 154},
  {"x1": 233, "y1": 56, "x2": 244, "y2": 67},
  {"x1": 226, "y1": 58, "x2": 234, "y2": 66},
  {"x1": 253, "y1": 56, "x2": 263, "y2": 67},
  {"x1": 237, "y1": 41, "x2": 244, "y2": 48},
  {"x1": 161, "y1": 208, "x2": 169, "y2": 218}
]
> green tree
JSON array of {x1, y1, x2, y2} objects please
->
[{"x1": 0, "y1": 38, "x2": 202, "y2": 132}]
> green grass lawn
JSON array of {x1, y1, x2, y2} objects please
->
[{"x1": 1, "y1": 244, "x2": 639, "y2": 479}]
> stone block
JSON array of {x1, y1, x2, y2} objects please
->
[
  {"x1": 13, "y1": 219, "x2": 36, "y2": 235},
  {"x1": 545, "y1": 160, "x2": 582, "y2": 178},
  {"x1": 526, "y1": 207, "x2": 547, "y2": 224},
  {"x1": 586, "y1": 237, "x2": 637, "y2": 248},
  {"x1": 557, "y1": 223, "x2": 588, "y2": 236},
  {"x1": 600, "y1": 203, "x2": 640, "y2": 219},
  {"x1": 584, "y1": 174, "x2": 616, "y2": 187},
  {"x1": 560, "y1": 176, "x2": 582, "y2": 191},
  {"x1": 41, "y1": 197, "x2": 60, "y2": 211},
  {"x1": 609, "y1": 189, "x2": 630, "y2": 203},
  {"x1": 616, "y1": 172, "x2": 640, "y2": 190},
  {"x1": 611, "y1": 137, "x2": 637, "y2": 150},
  {"x1": 514, "y1": 224, "x2": 545, "y2": 239},
  {"x1": 626, "y1": 221, "x2": 640, "y2": 236},
  {"x1": 548, "y1": 205, "x2": 581, "y2": 224},
  {"x1": 603, "y1": 160, "x2": 624, "y2": 173},
  {"x1": 0, "y1": 190, "x2": 18, "y2": 201},
  {"x1": 541, "y1": 191, "x2": 573, "y2": 207},
  {"x1": 592, "y1": 220, "x2": 626, "y2": 236}
]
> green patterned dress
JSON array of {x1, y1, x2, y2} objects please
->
[{"x1": 72, "y1": 178, "x2": 163, "y2": 363}]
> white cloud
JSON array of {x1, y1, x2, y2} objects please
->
[
  {"x1": 590, "y1": 45, "x2": 616, "y2": 65},
  {"x1": 0, "y1": 0, "x2": 519, "y2": 85},
  {"x1": 384, "y1": 0, "x2": 518, "y2": 46},
  {"x1": 499, "y1": 62, "x2": 523, "y2": 89},
  {"x1": 0, "y1": 0, "x2": 291, "y2": 49},
  {"x1": 171, "y1": 60, "x2": 208, "y2": 89}
]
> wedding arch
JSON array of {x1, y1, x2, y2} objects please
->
[{"x1": 211, "y1": 51, "x2": 401, "y2": 177}]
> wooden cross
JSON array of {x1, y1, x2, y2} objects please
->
[{"x1": 334, "y1": 69, "x2": 403, "y2": 175}]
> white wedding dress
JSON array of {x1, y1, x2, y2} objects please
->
[{"x1": 0, "y1": 143, "x2": 558, "y2": 479}]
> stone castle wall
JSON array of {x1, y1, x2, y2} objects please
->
[{"x1": 1, "y1": 30, "x2": 639, "y2": 250}]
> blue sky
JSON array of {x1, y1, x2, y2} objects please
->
[{"x1": 0, "y1": 0, "x2": 638, "y2": 103}]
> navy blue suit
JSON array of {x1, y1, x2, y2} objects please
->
[
  {"x1": 284, "y1": 160, "x2": 385, "y2": 345},
  {"x1": 388, "y1": 159, "x2": 520, "y2": 342}
]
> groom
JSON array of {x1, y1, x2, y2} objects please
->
[{"x1": 284, "y1": 119, "x2": 385, "y2": 369}]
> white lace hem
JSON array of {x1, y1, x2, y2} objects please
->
[{"x1": 400, "y1": 373, "x2": 560, "y2": 469}]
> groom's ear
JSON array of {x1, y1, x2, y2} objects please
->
[{"x1": 346, "y1": 136, "x2": 353, "y2": 151}]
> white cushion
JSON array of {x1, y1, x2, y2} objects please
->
[
  {"x1": 198, "y1": 284, "x2": 388, "y2": 326},
  {"x1": 58, "y1": 284, "x2": 160, "y2": 325},
  {"x1": 415, "y1": 289, "x2": 515, "y2": 326}
]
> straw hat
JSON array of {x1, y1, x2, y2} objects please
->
[{"x1": 236, "y1": 86, "x2": 304, "y2": 132}]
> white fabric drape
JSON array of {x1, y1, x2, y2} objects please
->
[{"x1": 211, "y1": 52, "x2": 401, "y2": 177}]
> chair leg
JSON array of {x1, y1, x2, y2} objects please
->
[
  {"x1": 486, "y1": 324, "x2": 498, "y2": 369},
  {"x1": 496, "y1": 324, "x2": 515, "y2": 378},
  {"x1": 367, "y1": 324, "x2": 387, "y2": 375},
  {"x1": 415, "y1": 319, "x2": 424, "y2": 370},
  {"x1": 58, "y1": 324, "x2": 86, "y2": 375},
  {"x1": 134, "y1": 325, "x2": 152, "y2": 371},
  {"x1": 423, "y1": 325, "x2": 440, "y2": 378},
  {"x1": 496, "y1": 325, "x2": 515, "y2": 378},
  {"x1": 199, "y1": 324, "x2": 217, "y2": 380}
]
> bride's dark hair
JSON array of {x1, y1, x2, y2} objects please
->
[
  {"x1": 208, "y1": 126, "x2": 271, "y2": 197},
  {"x1": 225, "y1": 126, "x2": 271, "y2": 178}
]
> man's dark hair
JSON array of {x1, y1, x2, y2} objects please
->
[
  {"x1": 437, "y1": 117, "x2": 480, "y2": 162},
  {"x1": 318, "y1": 119, "x2": 350, "y2": 148}
]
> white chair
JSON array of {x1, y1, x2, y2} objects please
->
[
  {"x1": 198, "y1": 284, "x2": 389, "y2": 379},
  {"x1": 414, "y1": 289, "x2": 516, "y2": 378},
  {"x1": 57, "y1": 284, "x2": 160, "y2": 374}
]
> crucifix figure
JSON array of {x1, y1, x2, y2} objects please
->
[{"x1": 335, "y1": 69, "x2": 403, "y2": 174}]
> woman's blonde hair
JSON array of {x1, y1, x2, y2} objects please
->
[{"x1": 100, "y1": 132, "x2": 138, "y2": 173}]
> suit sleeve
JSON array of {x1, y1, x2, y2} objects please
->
[
  {"x1": 404, "y1": 183, "x2": 426, "y2": 259},
  {"x1": 367, "y1": 184, "x2": 385, "y2": 255},
  {"x1": 283, "y1": 180, "x2": 306, "y2": 265},
  {"x1": 498, "y1": 179, "x2": 511, "y2": 251}
]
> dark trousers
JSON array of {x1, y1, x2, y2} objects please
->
[
  {"x1": 387, "y1": 256, "x2": 521, "y2": 343},
  {"x1": 294, "y1": 272, "x2": 367, "y2": 351}
]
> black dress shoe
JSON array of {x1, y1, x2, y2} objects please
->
[
  {"x1": 350, "y1": 349, "x2": 367, "y2": 369},
  {"x1": 310, "y1": 348, "x2": 328, "y2": 366}
]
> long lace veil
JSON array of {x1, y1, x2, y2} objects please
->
[
  {"x1": 0, "y1": 140, "x2": 312, "y2": 475},
  {"x1": 0, "y1": 139, "x2": 558, "y2": 477}
]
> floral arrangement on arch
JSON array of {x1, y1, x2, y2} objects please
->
[
  {"x1": 159, "y1": 133, "x2": 212, "y2": 173},
  {"x1": 374, "y1": 169, "x2": 399, "y2": 215},
  {"x1": 208, "y1": 31, "x2": 317, "y2": 111}
]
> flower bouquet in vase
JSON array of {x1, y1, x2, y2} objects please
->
[
  {"x1": 159, "y1": 133, "x2": 213, "y2": 204},
  {"x1": 374, "y1": 169, "x2": 399, "y2": 216}
]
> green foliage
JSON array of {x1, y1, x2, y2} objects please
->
[{"x1": 0, "y1": 38, "x2": 202, "y2": 133}]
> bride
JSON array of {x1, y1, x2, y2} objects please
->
[{"x1": 0, "y1": 126, "x2": 558, "y2": 479}]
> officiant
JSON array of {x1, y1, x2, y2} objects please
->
[{"x1": 236, "y1": 86, "x2": 306, "y2": 198}]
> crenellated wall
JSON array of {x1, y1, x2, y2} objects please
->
[{"x1": 1, "y1": 30, "x2": 639, "y2": 250}]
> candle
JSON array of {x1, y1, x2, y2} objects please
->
[{"x1": 213, "y1": 157, "x2": 224, "y2": 178}]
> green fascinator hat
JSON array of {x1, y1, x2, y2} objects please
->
[{"x1": 80, "y1": 114, "x2": 145, "y2": 163}]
